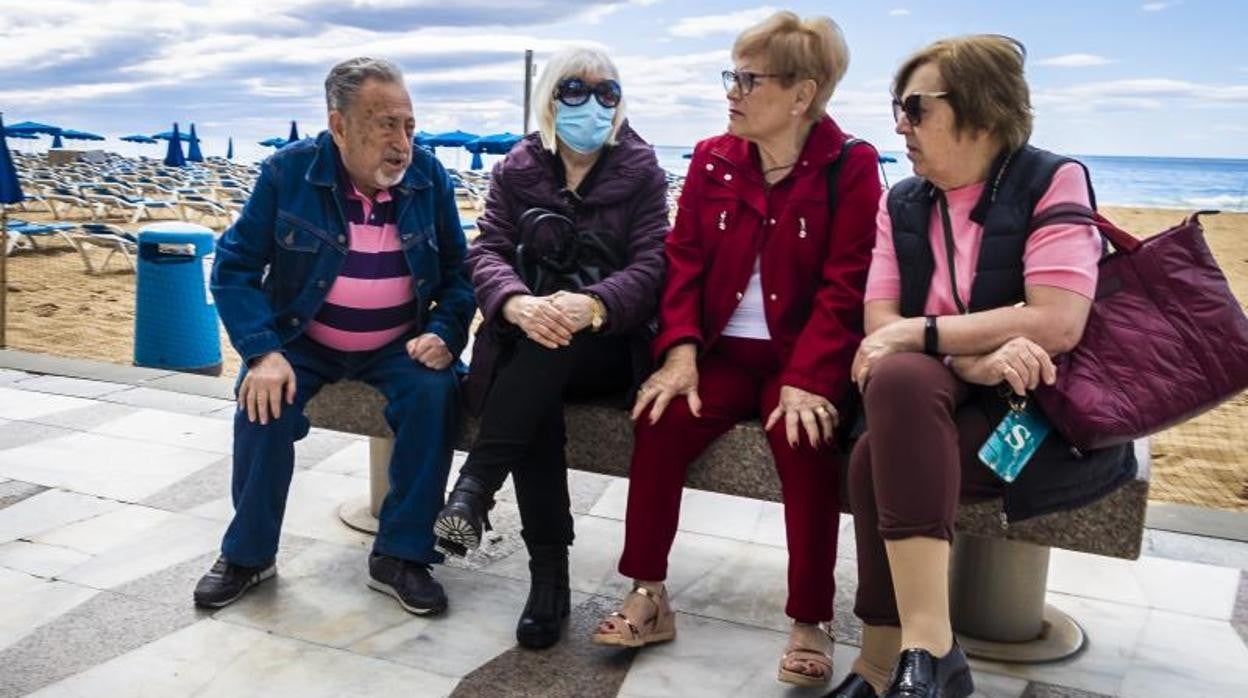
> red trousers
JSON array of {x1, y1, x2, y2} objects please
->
[{"x1": 617, "y1": 338, "x2": 843, "y2": 623}]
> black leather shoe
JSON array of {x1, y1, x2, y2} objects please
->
[
  {"x1": 882, "y1": 643, "x2": 973, "y2": 698},
  {"x1": 367, "y1": 553, "x2": 448, "y2": 615},
  {"x1": 824, "y1": 673, "x2": 879, "y2": 697},
  {"x1": 193, "y1": 556, "x2": 275, "y2": 608},
  {"x1": 433, "y1": 474, "x2": 494, "y2": 557},
  {"x1": 515, "y1": 543, "x2": 570, "y2": 649}
]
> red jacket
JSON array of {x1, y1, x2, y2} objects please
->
[{"x1": 653, "y1": 115, "x2": 881, "y2": 406}]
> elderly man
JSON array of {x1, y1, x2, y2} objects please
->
[{"x1": 195, "y1": 57, "x2": 474, "y2": 615}]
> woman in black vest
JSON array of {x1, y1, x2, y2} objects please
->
[{"x1": 826, "y1": 36, "x2": 1135, "y2": 698}]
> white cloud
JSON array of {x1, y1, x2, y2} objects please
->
[
  {"x1": 889, "y1": 9, "x2": 910, "y2": 16},
  {"x1": 1141, "y1": 1, "x2": 1178, "y2": 11},
  {"x1": 1035, "y1": 78, "x2": 1248, "y2": 112},
  {"x1": 668, "y1": 6, "x2": 776, "y2": 38},
  {"x1": 0, "y1": 79, "x2": 174, "y2": 105},
  {"x1": 1037, "y1": 53, "x2": 1114, "y2": 68}
]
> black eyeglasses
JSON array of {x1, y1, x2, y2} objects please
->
[
  {"x1": 554, "y1": 78, "x2": 622, "y2": 109},
  {"x1": 721, "y1": 69, "x2": 790, "y2": 96},
  {"x1": 891, "y1": 91, "x2": 949, "y2": 127}
]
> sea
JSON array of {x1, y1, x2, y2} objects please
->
[{"x1": 653, "y1": 146, "x2": 1248, "y2": 213}]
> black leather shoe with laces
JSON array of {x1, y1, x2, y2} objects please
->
[{"x1": 882, "y1": 643, "x2": 973, "y2": 698}]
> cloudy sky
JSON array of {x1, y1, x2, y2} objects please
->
[{"x1": 2, "y1": 0, "x2": 1246, "y2": 163}]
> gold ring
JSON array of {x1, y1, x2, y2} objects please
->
[{"x1": 815, "y1": 406, "x2": 828, "y2": 416}]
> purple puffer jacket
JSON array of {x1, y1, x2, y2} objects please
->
[{"x1": 463, "y1": 122, "x2": 670, "y2": 413}]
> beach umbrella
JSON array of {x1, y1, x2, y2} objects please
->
[
  {"x1": 152, "y1": 130, "x2": 200, "y2": 143},
  {"x1": 288, "y1": 121, "x2": 300, "y2": 143},
  {"x1": 226, "y1": 137, "x2": 234, "y2": 160},
  {"x1": 0, "y1": 113, "x2": 24, "y2": 348},
  {"x1": 878, "y1": 154, "x2": 898, "y2": 164},
  {"x1": 425, "y1": 130, "x2": 479, "y2": 148},
  {"x1": 60, "y1": 129, "x2": 105, "y2": 142},
  {"x1": 120, "y1": 134, "x2": 158, "y2": 144},
  {"x1": 4, "y1": 121, "x2": 62, "y2": 136},
  {"x1": 3, "y1": 132, "x2": 39, "y2": 140},
  {"x1": 469, "y1": 151, "x2": 483, "y2": 170},
  {"x1": 51, "y1": 133, "x2": 64, "y2": 148},
  {"x1": 187, "y1": 124, "x2": 204, "y2": 162},
  {"x1": 163, "y1": 123, "x2": 186, "y2": 167},
  {"x1": 465, "y1": 132, "x2": 522, "y2": 155},
  {"x1": 258, "y1": 137, "x2": 287, "y2": 148}
]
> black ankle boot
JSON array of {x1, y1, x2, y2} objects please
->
[
  {"x1": 515, "y1": 543, "x2": 570, "y2": 649},
  {"x1": 882, "y1": 643, "x2": 973, "y2": 698},
  {"x1": 433, "y1": 474, "x2": 494, "y2": 557}
]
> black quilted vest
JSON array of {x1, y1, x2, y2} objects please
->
[
  {"x1": 888, "y1": 145, "x2": 1094, "y2": 318},
  {"x1": 885, "y1": 146, "x2": 1137, "y2": 523}
]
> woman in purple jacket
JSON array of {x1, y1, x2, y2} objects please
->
[{"x1": 433, "y1": 46, "x2": 670, "y2": 649}]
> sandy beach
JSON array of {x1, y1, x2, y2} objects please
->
[{"x1": 2, "y1": 204, "x2": 1245, "y2": 511}]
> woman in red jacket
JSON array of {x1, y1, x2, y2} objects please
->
[{"x1": 590, "y1": 11, "x2": 881, "y2": 689}]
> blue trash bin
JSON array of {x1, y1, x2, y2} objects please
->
[{"x1": 133, "y1": 222, "x2": 222, "y2": 375}]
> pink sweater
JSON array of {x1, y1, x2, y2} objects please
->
[{"x1": 864, "y1": 163, "x2": 1102, "y2": 315}]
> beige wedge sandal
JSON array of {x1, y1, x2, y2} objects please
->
[
  {"x1": 590, "y1": 584, "x2": 677, "y2": 648},
  {"x1": 777, "y1": 622, "x2": 835, "y2": 688}
]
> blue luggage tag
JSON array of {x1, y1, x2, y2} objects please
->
[{"x1": 978, "y1": 398, "x2": 1051, "y2": 483}]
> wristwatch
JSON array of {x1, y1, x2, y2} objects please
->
[{"x1": 588, "y1": 295, "x2": 607, "y2": 332}]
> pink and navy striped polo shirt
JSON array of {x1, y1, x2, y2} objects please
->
[{"x1": 304, "y1": 178, "x2": 418, "y2": 352}]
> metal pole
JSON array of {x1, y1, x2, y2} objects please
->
[
  {"x1": 523, "y1": 49, "x2": 534, "y2": 134},
  {"x1": 1, "y1": 204, "x2": 7, "y2": 348}
]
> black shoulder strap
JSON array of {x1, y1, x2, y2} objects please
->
[{"x1": 826, "y1": 138, "x2": 870, "y2": 215}]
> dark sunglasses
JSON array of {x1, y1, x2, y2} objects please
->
[
  {"x1": 891, "y1": 91, "x2": 949, "y2": 127},
  {"x1": 554, "y1": 78, "x2": 622, "y2": 109},
  {"x1": 721, "y1": 69, "x2": 790, "y2": 96}
]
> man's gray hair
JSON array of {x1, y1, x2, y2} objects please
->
[{"x1": 324, "y1": 57, "x2": 405, "y2": 113}]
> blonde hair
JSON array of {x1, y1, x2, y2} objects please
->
[
  {"x1": 532, "y1": 47, "x2": 627, "y2": 153},
  {"x1": 893, "y1": 35, "x2": 1033, "y2": 151},
  {"x1": 732, "y1": 11, "x2": 850, "y2": 119}
]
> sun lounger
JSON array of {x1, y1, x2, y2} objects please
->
[{"x1": 72, "y1": 223, "x2": 138, "y2": 273}]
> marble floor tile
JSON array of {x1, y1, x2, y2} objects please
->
[
  {"x1": 296, "y1": 429, "x2": 367, "y2": 470},
  {"x1": 0, "y1": 420, "x2": 78, "y2": 451},
  {"x1": 32, "y1": 504, "x2": 172, "y2": 555},
  {"x1": 90, "y1": 408, "x2": 235, "y2": 454},
  {"x1": 349, "y1": 565, "x2": 591, "y2": 678},
  {"x1": 0, "y1": 369, "x2": 32, "y2": 385},
  {"x1": 588, "y1": 478, "x2": 772, "y2": 544},
  {"x1": 0, "y1": 489, "x2": 121, "y2": 544},
  {"x1": 0, "y1": 540, "x2": 92, "y2": 578},
  {"x1": 669, "y1": 541, "x2": 791, "y2": 634},
  {"x1": 969, "y1": 594, "x2": 1150, "y2": 696},
  {"x1": 100, "y1": 387, "x2": 235, "y2": 416},
  {"x1": 1020, "y1": 684, "x2": 1113, "y2": 698},
  {"x1": 24, "y1": 402, "x2": 143, "y2": 433},
  {"x1": 0, "y1": 593, "x2": 201, "y2": 698},
  {"x1": 189, "y1": 469, "x2": 376, "y2": 550},
  {"x1": 139, "y1": 456, "x2": 231, "y2": 512},
  {"x1": 587, "y1": 478, "x2": 629, "y2": 520},
  {"x1": 210, "y1": 540, "x2": 412, "y2": 648},
  {"x1": 1119, "y1": 608, "x2": 1248, "y2": 698},
  {"x1": 0, "y1": 479, "x2": 48, "y2": 510},
  {"x1": 30, "y1": 618, "x2": 460, "y2": 698},
  {"x1": 0, "y1": 387, "x2": 96, "y2": 422},
  {"x1": 0, "y1": 432, "x2": 224, "y2": 502},
  {"x1": 14, "y1": 375, "x2": 133, "y2": 400},
  {"x1": 55, "y1": 513, "x2": 223, "y2": 590},
  {"x1": 0, "y1": 568, "x2": 98, "y2": 653},
  {"x1": 308, "y1": 439, "x2": 372, "y2": 478},
  {"x1": 1142, "y1": 528, "x2": 1248, "y2": 571},
  {"x1": 1049, "y1": 549, "x2": 1239, "y2": 620}
]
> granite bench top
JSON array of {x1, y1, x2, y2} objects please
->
[{"x1": 305, "y1": 380, "x2": 1150, "y2": 560}]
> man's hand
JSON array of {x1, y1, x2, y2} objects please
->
[
  {"x1": 239, "y1": 352, "x2": 296, "y2": 425},
  {"x1": 407, "y1": 333, "x2": 453, "y2": 370}
]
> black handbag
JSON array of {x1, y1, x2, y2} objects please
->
[{"x1": 513, "y1": 207, "x2": 629, "y2": 295}]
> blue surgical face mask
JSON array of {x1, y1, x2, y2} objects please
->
[{"x1": 554, "y1": 100, "x2": 616, "y2": 154}]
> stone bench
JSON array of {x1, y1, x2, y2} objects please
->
[{"x1": 306, "y1": 380, "x2": 1150, "y2": 664}]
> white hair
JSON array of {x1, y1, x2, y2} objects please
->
[
  {"x1": 325, "y1": 57, "x2": 404, "y2": 113},
  {"x1": 531, "y1": 47, "x2": 627, "y2": 153}
]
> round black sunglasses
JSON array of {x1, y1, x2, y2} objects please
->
[{"x1": 554, "y1": 78, "x2": 622, "y2": 109}]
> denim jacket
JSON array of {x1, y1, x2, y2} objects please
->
[{"x1": 211, "y1": 131, "x2": 475, "y2": 362}]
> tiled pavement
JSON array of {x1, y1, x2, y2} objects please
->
[{"x1": 0, "y1": 356, "x2": 1245, "y2": 697}]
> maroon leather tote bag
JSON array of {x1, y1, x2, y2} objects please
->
[{"x1": 1030, "y1": 205, "x2": 1248, "y2": 451}]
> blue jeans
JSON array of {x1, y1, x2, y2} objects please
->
[{"x1": 221, "y1": 334, "x2": 460, "y2": 567}]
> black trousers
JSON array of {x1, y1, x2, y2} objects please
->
[{"x1": 459, "y1": 332, "x2": 631, "y2": 546}]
